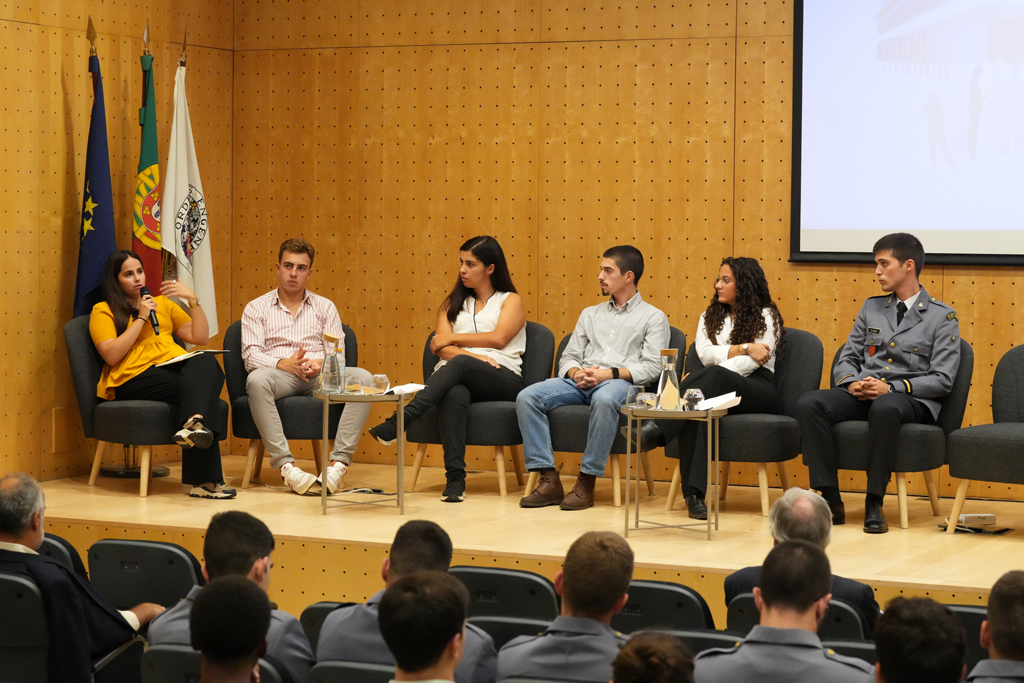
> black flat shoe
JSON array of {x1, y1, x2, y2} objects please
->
[
  {"x1": 619, "y1": 421, "x2": 665, "y2": 453},
  {"x1": 830, "y1": 501, "x2": 846, "y2": 526},
  {"x1": 863, "y1": 502, "x2": 889, "y2": 534},
  {"x1": 685, "y1": 494, "x2": 708, "y2": 520}
]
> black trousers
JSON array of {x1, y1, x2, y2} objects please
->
[
  {"x1": 403, "y1": 354, "x2": 525, "y2": 482},
  {"x1": 797, "y1": 388, "x2": 933, "y2": 499},
  {"x1": 114, "y1": 353, "x2": 226, "y2": 486},
  {"x1": 658, "y1": 365, "x2": 779, "y2": 498}
]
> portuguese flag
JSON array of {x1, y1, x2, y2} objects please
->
[{"x1": 133, "y1": 53, "x2": 163, "y2": 294}]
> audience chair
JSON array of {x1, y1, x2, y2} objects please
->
[
  {"x1": 725, "y1": 593, "x2": 759, "y2": 635},
  {"x1": 224, "y1": 320, "x2": 359, "y2": 487},
  {"x1": 667, "y1": 629, "x2": 743, "y2": 655},
  {"x1": 665, "y1": 328, "x2": 823, "y2": 516},
  {"x1": 64, "y1": 315, "x2": 230, "y2": 497},
  {"x1": 467, "y1": 616, "x2": 553, "y2": 649},
  {"x1": 1, "y1": 574, "x2": 142, "y2": 683},
  {"x1": 449, "y1": 566, "x2": 559, "y2": 620},
  {"x1": 821, "y1": 640, "x2": 877, "y2": 664},
  {"x1": 525, "y1": 327, "x2": 687, "y2": 507},
  {"x1": 726, "y1": 593, "x2": 864, "y2": 639},
  {"x1": 407, "y1": 322, "x2": 556, "y2": 496},
  {"x1": 141, "y1": 645, "x2": 288, "y2": 683},
  {"x1": 949, "y1": 604, "x2": 988, "y2": 671},
  {"x1": 88, "y1": 539, "x2": 203, "y2": 610},
  {"x1": 307, "y1": 661, "x2": 394, "y2": 683},
  {"x1": 610, "y1": 580, "x2": 715, "y2": 633},
  {"x1": 823, "y1": 338, "x2": 974, "y2": 529},
  {"x1": 946, "y1": 346, "x2": 1024, "y2": 533},
  {"x1": 40, "y1": 532, "x2": 88, "y2": 581},
  {"x1": 300, "y1": 601, "x2": 355, "y2": 656}
]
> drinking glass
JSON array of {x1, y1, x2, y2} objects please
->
[
  {"x1": 625, "y1": 384, "x2": 644, "y2": 408},
  {"x1": 637, "y1": 392, "x2": 658, "y2": 409},
  {"x1": 371, "y1": 374, "x2": 391, "y2": 394},
  {"x1": 683, "y1": 388, "x2": 705, "y2": 411}
]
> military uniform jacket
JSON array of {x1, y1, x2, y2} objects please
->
[
  {"x1": 833, "y1": 287, "x2": 960, "y2": 420},
  {"x1": 496, "y1": 615, "x2": 629, "y2": 683},
  {"x1": 147, "y1": 585, "x2": 315, "y2": 683},
  {"x1": 694, "y1": 625, "x2": 874, "y2": 683},
  {"x1": 968, "y1": 659, "x2": 1024, "y2": 682},
  {"x1": 316, "y1": 589, "x2": 498, "y2": 683}
]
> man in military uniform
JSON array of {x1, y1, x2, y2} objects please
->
[
  {"x1": 875, "y1": 597, "x2": 965, "y2": 683},
  {"x1": 967, "y1": 571, "x2": 1024, "y2": 683},
  {"x1": 797, "y1": 232, "x2": 961, "y2": 533},
  {"x1": 695, "y1": 540, "x2": 874, "y2": 683},
  {"x1": 496, "y1": 531, "x2": 632, "y2": 682}
]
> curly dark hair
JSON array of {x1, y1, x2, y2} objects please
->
[{"x1": 703, "y1": 257, "x2": 786, "y2": 363}]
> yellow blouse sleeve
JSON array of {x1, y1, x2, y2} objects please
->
[{"x1": 166, "y1": 297, "x2": 192, "y2": 332}]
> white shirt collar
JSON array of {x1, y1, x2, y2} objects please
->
[{"x1": 0, "y1": 540, "x2": 38, "y2": 555}]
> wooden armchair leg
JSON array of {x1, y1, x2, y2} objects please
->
[
  {"x1": 612, "y1": 455, "x2": 622, "y2": 507},
  {"x1": 409, "y1": 443, "x2": 428, "y2": 493},
  {"x1": 775, "y1": 461, "x2": 790, "y2": 492},
  {"x1": 495, "y1": 446, "x2": 508, "y2": 497},
  {"x1": 139, "y1": 446, "x2": 152, "y2": 498},
  {"x1": 896, "y1": 472, "x2": 910, "y2": 529},
  {"x1": 89, "y1": 441, "x2": 108, "y2": 486},
  {"x1": 923, "y1": 470, "x2": 941, "y2": 516},
  {"x1": 253, "y1": 441, "x2": 266, "y2": 482},
  {"x1": 719, "y1": 462, "x2": 731, "y2": 501},
  {"x1": 666, "y1": 464, "x2": 682, "y2": 511},
  {"x1": 310, "y1": 440, "x2": 323, "y2": 476},
  {"x1": 757, "y1": 464, "x2": 770, "y2": 516},
  {"x1": 946, "y1": 479, "x2": 971, "y2": 534},
  {"x1": 243, "y1": 439, "x2": 263, "y2": 489},
  {"x1": 510, "y1": 445, "x2": 525, "y2": 486},
  {"x1": 525, "y1": 471, "x2": 540, "y2": 497}
]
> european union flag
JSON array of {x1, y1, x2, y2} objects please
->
[{"x1": 74, "y1": 54, "x2": 117, "y2": 317}]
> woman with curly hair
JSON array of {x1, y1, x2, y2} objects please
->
[
  {"x1": 612, "y1": 632, "x2": 694, "y2": 683},
  {"x1": 626, "y1": 256, "x2": 786, "y2": 519}
]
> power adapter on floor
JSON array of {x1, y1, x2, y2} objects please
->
[{"x1": 959, "y1": 513, "x2": 996, "y2": 525}]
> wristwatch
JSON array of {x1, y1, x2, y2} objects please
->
[
  {"x1": 742, "y1": 344, "x2": 749, "y2": 354},
  {"x1": 888, "y1": 383, "x2": 895, "y2": 393},
  {"x1": 611, "y1": 368, "x2": 620, "y2": 380}
]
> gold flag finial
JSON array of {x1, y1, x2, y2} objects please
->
[
  {"x1": 87, "y1": 16, "x2": 97, "y2": 56},
  {"x1": 142, "y1": 19, "x2": 151, "y2": 55},
  {"x1": 179, "y1": 26, "x2": 187, "y2": 66}
]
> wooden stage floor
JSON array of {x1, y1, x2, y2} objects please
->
[{"x1": 41, "y1": 455, "x2": 1023, "y2": 626}]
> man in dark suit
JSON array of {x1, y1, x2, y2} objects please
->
[
  {"x1": 0, "y1": 472, "x2": 164, "y2": 683},
  {"x1": 723, "y1": 487, "x2": 880, "y2": 636}
]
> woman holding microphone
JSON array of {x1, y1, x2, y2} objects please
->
[{"x1": 89, "y1": 250, "x2": 234, "y2": 499}]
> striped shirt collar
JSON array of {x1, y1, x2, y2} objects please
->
[
  {"x1": 607, "y1": 290, "x2": 643, "y2": 313},
  {"x1": 270, "y1": 288, "x2": 312, "y2": 309}
]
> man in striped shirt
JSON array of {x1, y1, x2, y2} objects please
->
[{"x1": 241, "y1": 238, "x2": 373, "y2": 495}]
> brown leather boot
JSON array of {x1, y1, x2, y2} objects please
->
[
  {"x1": 519, "y1": 469, "x2": 564, "y2": 508},
  {"x1": 560, "y1": 473, "x2": 596, "y2": 510}
]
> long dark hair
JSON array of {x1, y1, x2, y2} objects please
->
[
  {"x1": 442, "y1": 236, "x2": 517, "y2": 325},
  {"x1": 703, "y1": 256, "x2": 786, "y2": 362},
  {"x1": 101, "y1": 249, "x2": 145, "y2": 336}
]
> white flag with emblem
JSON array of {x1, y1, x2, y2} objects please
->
[{"x1": 162, "y1": 63, "x2": 218, "y2": 337}]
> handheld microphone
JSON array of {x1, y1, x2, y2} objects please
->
[{"x1": 139, "y1": 286, "x2": 159, "y2": 335}]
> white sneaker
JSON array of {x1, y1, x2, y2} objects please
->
[
  {"x1": 281, "y1": 464, "x2": 317, "y2": 495},
  {"x1": 324, "y1": 462, "x2": 347, "y2": 494}
]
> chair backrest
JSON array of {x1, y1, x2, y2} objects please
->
[
  {"x1": 40, "y1": 533, "x2": 89, "y2": 581},
  {"x1": 64, "y1": 315, "x2": 107, "y2": 439},
  {"x1": 467, "y1": 615, "x2": 552, "y2": 650},
  {"x1": 949, "y1": 604, "x2": 989, "y2": 671},
  {"x1": 0, "y1": 574, "x2": 49, "y2": 681},
  {"x1": 829, "y1": 338, "x2": 974, "y2": 435},
  {"x1": 418, "y1": 321, "x2": 556, "y2": 387},
  {"x1": 668, "y1": 629, "x2": 743, "y2": 655},
  {"x1": 307, "y1": 661, "x2": 395, "y2": 683},
  {"x1": 554, "y1": 326, "x2": 686, "y2": 390},
  {"x1": 820, "y1": 640, "x2": 876, "y2": 664},
  {"x1": 819, "y1": 600, "x2": 865, "y2": 640},
  {"x1": 224, "y1": 319, "x2": 359, "y2": 404},
  {"x1": 992, "y1": 345, "x2": 1024, "y2": 423},
  {"x1": 610, "y1": 580, "x2": 714, "y2": 633},
  {"x1": 725, "y1": 593, "x2": 759, "y2": 635},
  {"x1": 142, "y1": 645, "x2": 285, "y2": 683},
  {"x1": 449, "y1": 566, "x2": 559, "y2": 620},
  {"x1": 300, "y1": 601, "x2": 355, "y2": 656},
  {"x1": 684, "y1": 327, "x2": 823, "y2": 418},
  {"x1": 88, "y1": 539, "x2": 203, "y2": 610}
]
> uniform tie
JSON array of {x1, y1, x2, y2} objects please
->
[{"x1": 896, "y1": 301, "x2": 907, "y2": 326}]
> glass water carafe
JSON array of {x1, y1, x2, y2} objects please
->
[
  {"x1": 320, "y1": 332, "x2": 343, "y2": 394},
  {"x1": 657, "y1": 349, "x2": 680, "y2": 410}
]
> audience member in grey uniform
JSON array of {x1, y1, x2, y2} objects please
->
[
  {"x1": 695, "y1": 540, "x2": 874, "y2": 683},
  {"x1": 497, "y1": 531, "x2": 633, "y2": 682},
  {"x1": 379, "y1": 571, "x2": 470, "y2": 683},
  {"x1": 190, "y1": 575, "x2": 271, "y2": 683},
  {"x1": 875, "y1": 597, "x2": 965, "y2": 683},
  {"x1": 317, "y1": 521, "x2": 497, "y2": 683},
  {"x1": 967, "y1": 571, "x2": 1024, "y2": 683},
  {"x1": 147, "y1": 511, "x2": 314, "y2": 683},
  {"x1": 612, "y1": 631, "x2": 694, "y2": 683},
  {"x1": 723, "y1": 488, "x2": 881, "y2": 636}
]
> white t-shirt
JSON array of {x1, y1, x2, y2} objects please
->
[
  {"x1": 694, "y1": 308, "x2": 778, "y2": 376},
  {"x1": 434, "y1": 291, "x2": 527, "y2": 375}
]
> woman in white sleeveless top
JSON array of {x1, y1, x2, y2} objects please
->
[{"x1": 369, "y1": 236, "x2": 527, "y2": 502}]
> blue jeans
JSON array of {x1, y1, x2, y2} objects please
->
[{"x1": 516, "y1": 377, "x2": 630, "y2": 476}]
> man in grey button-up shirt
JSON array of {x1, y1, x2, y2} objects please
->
[
  {"x1": 967, "y1": 571, "x2": 1024, "y2": 683},
  {"x1": 696, "y1": 541, "x2": 874, "y2": 683},
  {"x1": 497, "y1": 531, "x2": 632, "y2": 683},
  {"x1": 517, "y1": 245, "x2": 670, "y2": 510}
]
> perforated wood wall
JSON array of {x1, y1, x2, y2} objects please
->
[{"x1": 1, "y1": 0, "x2": 233, "y2": 479}]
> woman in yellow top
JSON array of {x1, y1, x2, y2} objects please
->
[{"x1": 89, "y1": 250, "x2": 235, "y2": 499}]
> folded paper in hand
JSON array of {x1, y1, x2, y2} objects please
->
[
  {"x1": 386, "y1": 383, "x2": 426, "y2": 396},
  {"x1": 695, "y1": 391, "x2": 741, "y2": 411}
]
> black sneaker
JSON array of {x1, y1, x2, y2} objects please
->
[
  {"x1": 441, "y1": 480, "x2": 466, "y2": 503},
  {"x1": 369, "y1": 414, "x2": 398, "y2": 446}
]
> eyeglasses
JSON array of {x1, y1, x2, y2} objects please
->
[{"x1": 715, "y1": 276, "x2": 734, "y2": 285}]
